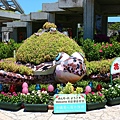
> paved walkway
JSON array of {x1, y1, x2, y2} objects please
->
[{"x1": 0, "y1": 105, "x2": 120, "y2": 120}]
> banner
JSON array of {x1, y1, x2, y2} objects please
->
[{"x1": 54, "y1": 94, "x2": 86, "y2": 114}]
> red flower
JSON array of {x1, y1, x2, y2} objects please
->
[
  {"x1": 56, "y1": 95, "x2": 59, "y2": 98},
  {"x1": 114, "y1": 63, "x2": 119, "y2": 70}
]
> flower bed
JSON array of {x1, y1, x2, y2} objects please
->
[{"x1": 0, "y1": 92, "x2": 22, "y2": 111}]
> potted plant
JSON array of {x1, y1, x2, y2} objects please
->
[
  {"x1": 21, "y1": 90, "x2": 50, "y2": 112},
  {"x1": 86, "y1": 91, "x2": 106, "y2": 111},
  {"x1": 102, "y1": 84, "x2": 120, "y2": 106},
  {"x1": 57, "y1": 82, "x2": 83, "y2": 94},
  {"x1": 0, "y1": 92, "x2": 22, "y2": 111}
]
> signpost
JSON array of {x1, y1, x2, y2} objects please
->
[
  {"x1": 53, "y1": 94, "x2": 86, "y2": 114},
  {"x1": 110, "y1": 57, "x2": 120, "y2": 84}
]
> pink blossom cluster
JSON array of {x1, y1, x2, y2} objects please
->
[{"x1": 1, "y1": 91, "x2": 18, "y2": 97}]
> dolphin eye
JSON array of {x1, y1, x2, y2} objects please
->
[{"x1": 55, "y1": 53, "x2": 62, "y2": 61}]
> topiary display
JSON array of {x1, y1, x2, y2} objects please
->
[
  {"x1": 43, "y1": 22, "x2": 57, "y2": 29},
  {"x1": 16, "y1": 31, "x2": 84, "y2": 65}
]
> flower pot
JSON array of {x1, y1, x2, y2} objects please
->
[
  {"x1": 87, "y1": 101, "x2": 106, "y2": 111},
  {"x1": 107, "y1": 97, "x2": 120, "y2": 106},
  {"x1": 24, "y1": 104, "x2": 48, "y2": 112},
  {"x1": 0, "y1": 102, "x2": 22, "y2": 111},
  {"x1": 48, "y1": 105, "x2": 54, "y2": 110}
]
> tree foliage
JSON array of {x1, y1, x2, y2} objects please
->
[{"x1": 108, "y1": 22, "x2": 120, "y2": 31}]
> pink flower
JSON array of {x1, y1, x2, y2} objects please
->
[
  {"x1": 4, "y1": 93, "x2": 7, "y2": 96},
  {"x1": 98, "y1": 92, "x2": 103, "y2": 96},
  {"x1": 109, "y1": 44, "x2": 112, "y2": 47},
  {"x1": 9, "y1": 95, "x2": 12, "y2": 98},
  {"x1": 99, "y1": 49, "x2": 103, "y2": 53},
  {"x1": 99, "y1": 93, "x2": 103, "y2": 96},
  {"x1": 1, "y1": 91, "x2": 4, "y2": 94},
  {"x1": 12, "y1": 92, "x2": 16, "y2": 94},
  {"x1": 85, "y1": 92, "x2": 89, "y2": 95},
  {"x1": 94, "y1": 44, "x2": 96, "y2": 46},
  {"x1": 13, "y1": 94, "x2": 17, "y2": 96},
  {"x1": 91, "y1": 92, "x2": 95, "y2": 95},
  {"x1": 106, "y1": 43, "x2": 108, "y2": 46}
]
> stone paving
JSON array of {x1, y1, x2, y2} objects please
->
[{"x1": 0, "y1": 105, "x2": 120, "y2": 120}]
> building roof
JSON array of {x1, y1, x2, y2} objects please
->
[{"x1": 0, "y1": 0, "x2": 24, "y2": 14}]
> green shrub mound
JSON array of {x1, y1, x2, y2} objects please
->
[
  {"x1": 0, "y1": 60, "x2": 33, "y2": 75},
  {"x1": 16, "y1": 31, "x2": 84, "y2": 65},
  {"x1": 86, "y1": 58, "x2": 115, "y2": 75},
  {"x1": 0, "y1": 39, "x2": 21, "y2": 60}
]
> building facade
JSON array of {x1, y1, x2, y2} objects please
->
[{"x1": 1, "y1": 0, "x2": 120, "y2": 42}]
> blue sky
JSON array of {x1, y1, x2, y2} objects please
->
[
  {"x1": 17, "y1": 0, "x2": 58, "y2": 14},
  {"x1": 17, "y1": 0, "x2": 120, "y2": 22}
]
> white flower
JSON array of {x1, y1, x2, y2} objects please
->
[
  {"x1": 38, "y1": 94, "x2": 41, "y2": 97},
  {"x1": 32, "y1": 90, "x2": 35, "y2": 93},
  {"x1": 38, "y1": 90, "x2": 41, "y2": 92},
  {"x1": 118, "y1": 85, "x2": 120, "y2": 88},
  {"x1": 37, "y1": 90, "x2": 40, "y2": 94},
  {"x1": 44, "y1": 91, "x2": 47, "y2": 94},
  {"x1": 109, "y1": 85, "x2": 112, "y2": 87},
  {"x1": 27, "y1": 93, "x2": 30, "y2": 95},
  {"x1": 41, "y1": 90, "x2": 48, "y2": 94},
  {"x1": 102, "y1": 88, "x2": 104, "y2": 90},
  {"x1": 21, "y1": 93, "x2": 25, "y2": 95}
]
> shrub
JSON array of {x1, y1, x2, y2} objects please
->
[
  {"x1": 81, "y1": 39, "x2": 101, "y2": 61},
  {"x1": 16, "y1": 31, "x2": 84, "y2": 65},
  {"x1": 86, "y1": 58, "x2": 115, "y2": 75},
  {"x1": 0, "y1": 60, "x2": 33, "y2": 75},
  {"x1": 75, "y1": 79, "x2": 108, "y2": 90},
  {"x1": 0, "y1": 39, "x2": 22, "y2": 60},
  {"x1": 81, "y1": 39, "x2": 120, "y2": 61},
  {"x1": 58, "y1": 82, "x2": 83, "y2": 94}
]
